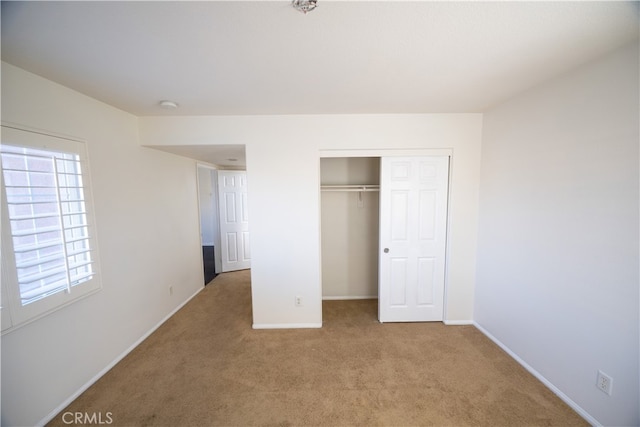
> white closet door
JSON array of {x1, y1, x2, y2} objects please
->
[
  {"x1": 218, "y1": 171, "x2": 251, "y2": 272},
  {"x1": 379, "y1": 156, "x2": 449, "y2": 322}
]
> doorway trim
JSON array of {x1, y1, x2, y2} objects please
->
[{"x1": 319, "y1": 148, "x2": 454, "y2": 324}]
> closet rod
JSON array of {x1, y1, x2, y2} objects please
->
[{"x1": 320, "y1": 185, "x2": 380, "y2": 192}]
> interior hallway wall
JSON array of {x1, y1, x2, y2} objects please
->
[
  {"x1": 198, "y1": 165, "x2": 217, "y2": 246},
  {"x1": 474, "y1": 42, "x2": 639, "y2": 426}
]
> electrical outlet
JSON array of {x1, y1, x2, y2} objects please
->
[
  {"x1": 295, "y1": 296, "x2": 303, "y2": 307},
  {"x1": 596, "y1": 370, "x2": 613, "y2": 396}
]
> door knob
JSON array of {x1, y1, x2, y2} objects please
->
[{"x1": 383, "y1": 248, "x2": 389, "y2": 253}]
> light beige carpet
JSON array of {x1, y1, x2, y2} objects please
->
[{"x1": 49, "y1": 270, "x2": 586, "y2": 426}]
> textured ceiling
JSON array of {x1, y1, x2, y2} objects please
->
[
  {"x1": 2, "y1": 1, "x2": 638, "y2": 117},
  {"x1": 2, "y1": 1, "x2": 638, "y2": 167}
]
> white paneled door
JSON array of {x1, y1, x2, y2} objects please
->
[
  {"x1": 218, "y1": 171, "x2": 251, "y2": 272},
  {"x1": 379, "y1": 156, "x2": 449, "y2": 322}
]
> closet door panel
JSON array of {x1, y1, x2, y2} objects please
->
[{"x1": 379, "y1": 156, "x2": 449, "y2": 322}]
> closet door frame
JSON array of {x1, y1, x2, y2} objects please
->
[{"x1": 319, "y1": 148, "x2": 453, "y2": 322}]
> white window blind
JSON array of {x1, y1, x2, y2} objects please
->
[
  {"x1": 1, "y1": 125, "x2": 101, "y2": 332},
  {"x1": 2, "y1": 145, "x2": 94, "y2": 305}
]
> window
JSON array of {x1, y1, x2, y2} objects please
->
[{"x1": 1, "y1": 125, "x2": 101, "y2": 332}]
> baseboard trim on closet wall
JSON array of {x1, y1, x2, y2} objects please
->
[
  {"x1": 253, "y1": 323, "x2": 323, "y2": 329},
  {"x1": 443, "y1": 320, "x2": 474, "y2": 325},
  {"x1": 40, "y1": 286, "x2": 205, "y2": 426},
  {"x1": 322, "y1": 296, "x2": 378, "y2": 300},
  {"x1": 473, "y1": 322, "x2": 599, "y2": 426}
]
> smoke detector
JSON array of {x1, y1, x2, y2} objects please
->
[{"x1": 158, "y1": 100, "x2": 179, "y2": 109}]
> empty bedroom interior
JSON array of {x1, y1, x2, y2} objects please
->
[{"x1": 0, "y1": 2, "x2": 638, "y2": 426}]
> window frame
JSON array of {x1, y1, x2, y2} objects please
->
[{"x1": 1, "y1": 124, "x2": 102, "y2": 333}]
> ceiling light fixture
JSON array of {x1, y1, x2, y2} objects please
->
[
  {"x1": 158, "y1": 100, "x2": 179, "y2": 109},
  {"x1": 292, "y1": 0, "x2": 317, "y2": 14}
]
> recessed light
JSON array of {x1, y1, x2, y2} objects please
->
[{"x1": 158, "y1": 100, "x2": 178, "y2": 109}]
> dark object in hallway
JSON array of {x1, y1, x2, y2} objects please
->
[{"x1": 203, "y1": 245, "x2": 216, "y2": 284}]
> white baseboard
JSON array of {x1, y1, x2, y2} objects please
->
[
  {"x1": 253, "y1": 323, "x2": 322, "y2": 329},
  {"x1": 443, "y1": 319, "x2": 474, "y2": 325},
  {"x1": 39, "y1": 286, "x2": 205, "y2": 426},
  {"x1": 473, "y1": 322, "x2": 600, "y2": 427},
  {"x1": 322, "y1": 296, "x2": 378, "y2": 300}
]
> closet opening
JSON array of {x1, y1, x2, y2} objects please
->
[{"x1": 320, "y1": 157, "x2": 380, "y2": 319}]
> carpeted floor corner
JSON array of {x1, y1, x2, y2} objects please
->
[{"x1": 48, "y1": 270, "x2": 587, "y2": 426}]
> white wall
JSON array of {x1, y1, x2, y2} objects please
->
[
  {"x1": 1, "y1": 63, "x2": 204, "y2": 426},
  {"x1": 475, "y1": 42, "x2": 639, "y2": 426},
  {"x1": 197, "y1": 165, "x2": 217, "y2": 246},
  {"x1": 139, "y1": 114, "x2": 483, "y2": 326},
  {"x1": 320, "y1": 157, "x2": 380, "y2": 186}
]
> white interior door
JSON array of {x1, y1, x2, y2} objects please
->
[
  {"x1": 218, "y1": 171, "x2": 251, "y2": 272},
  {"x1": 379, "y1": 156, "x2": 449, "y2": 322}
]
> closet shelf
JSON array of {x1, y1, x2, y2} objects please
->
[{"x1": 321, "y1": 185, "x2": 380, "y2": 192}]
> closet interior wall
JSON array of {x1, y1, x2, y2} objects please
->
[{"x1": 320, "y1": 157, "x2": 380, "y2": 299}]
